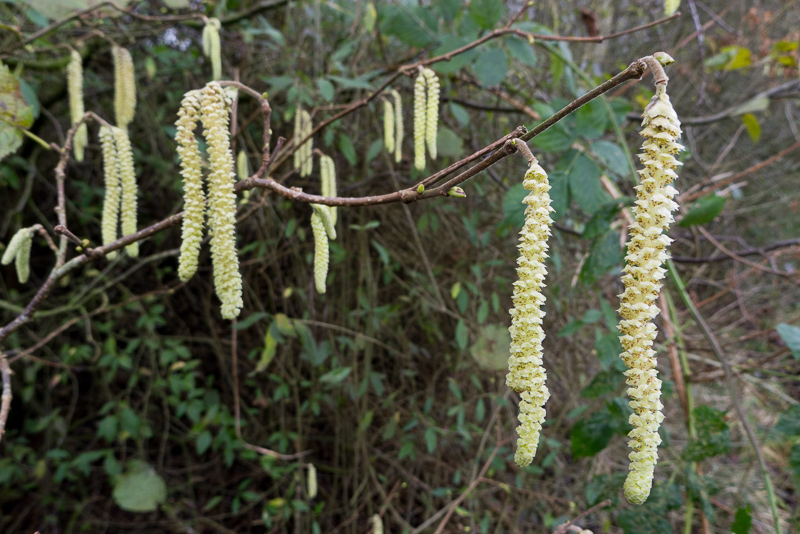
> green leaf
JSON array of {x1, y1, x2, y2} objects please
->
[
  {"x1": 683, "y1": 405, "x2": 730, "y2": 461},
  {"x1": 582, "y1": 198, "x2": 632, "y2": 240},
  {"x1": 567, "y1": 153, "x2": 606, "y2": 215},
  {"x1": 580, "y1": 230, "x2": 621, "y2": 283},
  {"x1": 679, "y1": 194, "x2": 727, "y2": 227},
  {"x1": 469, "y1": 0, "x2": 504, "y2": 29},
  {"x1": 774, "y1": 405, "x2": 800, "y2": 436},
  {"x1": 436, "y1": 127, "x2": 464, "y2": 158},
  {"x1": 366, "y1": 139, "x2": 383, "y2": 163},
  {"x1": 424, "y1": 427, "x2": 437, "y2": 453},
  {"x1": 254, "y1": 328, "x2": 278, "y2": 374},
  {"x1": 97, "y1": 415, "x2": 118, "y2": 442},
  {"x1": 18, "y1": 78, "x2": 40, "y2": 119},
  {"x1": 316, "y1": 79, "x2": 334, "y2": 102},
  {"x1": 433, "y1": 35, "x2": 478, "y2": 74},
  {"x1": 776, "y1": 323, "x2": 800, "y2": 359},
  {"x1": 570, "y1": 411, "x2": 616, "y2": 457},
  {"x1": 338, "y1": 134, "x2": 357, "y2": 166},
  {"x1": 234, "y1": 312, "x2": 268, "y2": 330},
  {"x1": 575, "y1": 100, "x2": 607, "y2": 140},
  {"x1": 585, "y1": 473, "x2": 625, "y2": 507},
  {"x1": 196, "y1": 430, "x2": 212, "y2": 455},
  {"x1": 548, "y1": 170, "x2": 569, "y2": 220},
  {"x1": 455, "y1": 319, "x2": 469, "y2": 350},
  {"x1": 590, "y1": 140, "x2": 627, "y2": 178},
  {"x1": 320, "y1": 366, "x2": 352, "y2": 384},
  {"x1": 112, "y1": 461, "x2": 167, "y2": 513},
  {"x1": 469, "y1": 323, "x2": 510, "y2": 370},
  {"x1": 790, "y1": 444, "x2": 800, "y2": 494},
  {"x1": 731, "y1": 505, "x2": 752, "y2": 534},
  {"x1": 472, "y1": 48, "x2": 507, "y2": 87},
  {"x1": 327, "y1": 75, "x2": 374, "y2": 90},
  {"x1": 502, "y1": 183, "x2": 527, "y2": 228},
  {"x1": 705, "y1": 46, "x2": 752, "y2": 70},
  {"x1": 741, "y1": 113, "x2": 761, "y2": 142},
  {"x1": 617, "y1": 482, "x2": 682, "y2": 534},
  {"x1": 664, "y1": 0, "x2": 680, "y2": 16},
  {"x1": 449, "y1": 102, "x2": 470, "y2": 126},
  {"x1": 581, "y1": 369, "x2": 624, "y2": 398},
  {"x1": 0, "y1": 64, "x2": 34, "y2": 162},
  {"x1": 531, "y1": 125, "x2": 574, "y2": 153},
  {"x1": 379, "y1": 6, "x2": 437, "y2": 48},
  {"x1": 506, "y1": 37, "x2": 537, "y2": 67}
]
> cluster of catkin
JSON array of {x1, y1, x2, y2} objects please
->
[
  {"x1": 506, "y1": 64, "x2": 681, "y2": 507},
  {"x1": 413, "y1": 68, "x2": 440, "y2": 170},
  {"x1": 382, "y1": 90, "x2": 404, "y2": 163},
  {"x1": 202, "y1": 18, "x2": 222, "y2": 81},
  {"x1": 98, "y1": 126, "x2": 139, "y2": 259},
  {"x1": 294, "y1": 107, "x2": 314, "y2": 177},
  {"x1": 176, "y1": 82, "x2": 243, "y2": 320},
  {"x1": 311, "y1": 154, "x2": 338, "y2": 294},
  {"x1": 2, "y1": 227, "x2": 35, "y2": 283},
  {"x1": 67, "y1": 50, "x2": 88, "y2": 162},
  {"x1": 112, "y1": 46, "x2": 136, "y2": 129}
]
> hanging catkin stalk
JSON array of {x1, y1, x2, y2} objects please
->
[
  {"x1": 176, "y1": 90, "x2": 205, "y2": 282},
  {"x1": 617, "y1": 53, "x2": 683, "y2": 505},
  {"x1": 112, "y1": 127, "x2": 139, "y2": 258},
  {"x1": 112, "y1": 46, "x2": 136, "y2": 128},
  {"x1": 383, "y1": 98, "x2": 395, "y2": 155},
  {"x1": 423, "y1": 68, "x2": 440, "y2": 161},
  {"x1": 99, "y1": 126, "x2": 121, "y2": 260},
  {"x1": 320, "y1": 154, "x2": 337, "y2": 225},
  {"x1": 506, "y1": 140, "x2": 554, "y2": 467},
  {"x1": 200, "y1": 82, "x2": 243, "y2": 319},
  {"x1": 310, "y1": 207, "x2": 329, "y2": 294},
  {"x1": 391, "y1": 89, "x2": 403, "y2": 163},
  {"x1": 66, "y1": 49, "x2": 88, "y2": 162},
  {"x1": 413, "y1": 70, "x2": 427, "y2": 170},
  {"x1": 2, "y1": 227, "x2": 34, "y2": 283},
  {"x1": 202, "y1": 18, "x2": 222, "y2": 81}
]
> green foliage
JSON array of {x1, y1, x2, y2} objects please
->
[
  {"x1": 0, "y1": 64, "x2": 34, "y2": 162},
  {"x1": 776, "y1": 323, "x2": 800, "y2": 359},
  {"x1": 112, "y1": 460, "x2": 167, "y2": 512},
  {"x1": 617, "y1": 482, "x2": 683, "y2": 534},
  {"x1": 732, "y1": 506, "x2": 753, "y2": 534},
  {"x1": 570, "y1": 398, "x2": 631, "y2": 457},
  {"x1": 684, "y1": 406, "x2": 731, "y2": 461},
  {"x1": 680, "y1": 194, "x2": 727, "y2": 227}
]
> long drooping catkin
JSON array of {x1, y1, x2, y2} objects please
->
[
  {"x1": 176, "y1": 90, "x2": 205, "y2": 282},
  {"x1": 2, "y1": 227, "x2": 34, "y2": 283},
  {"x1": 301, "y1": 110, "x2": 313, "y2": 177},
  {"x1": 507, "y1": 156, "x2": 554, "y2": 467},
  {"x1": 413, "y1": 71, "x2": 427, "y2": 170},
  {"x1": 202, "y1": 18, "x2": 222, "y2": 80},
  {"x1": 311, "y1": 209, "x2": 329, "y2": 294},
  {"x1": 320, "y1": 154, "x2": 337, "y2": 225},
  {"x1": 618, "y1": 83, "x2": 683, "y2": 505},
  {"x1": 66, "y1": 50, "x2": 88, "y2": 162},
  {"x1": 112, "y1": 127, "x2": 139, "y2": 258},
  {"x1": 423, "y1": 68, "x2": 440, "y2": 160},
  {"x1": 200, "y1": 82, "x2": 243, "y2": 319},
  {"x1": 391, "y1": 89, "x2": 403, "y2": 163},
  {"x1": 112, "y1": 46, "x2": 136, "y2": 128},
  {"x1": 99, "y1": 126, "x2": 121, "y2": 259},
  {"x1": 383, "y1": 98, "x2": 395, "y2": 154}
]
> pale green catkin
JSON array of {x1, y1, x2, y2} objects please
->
[
  {"x1": 383, "y1": 98, "x2": 395, "y2": 155},
  {"x1": 301, "y1": 110, "x2": 313, "y2": 177},
  {"x1": 2, "y1": 227, "x2": 33, "y2": 284},
  {"x1": 371, "y1": 515, "x2": 383, "y2": 534},
  {"x1": 201, "y1": 82, "x2": 243, "y2": 319},
  {"x1": 423, "y1": 68, "x2": 440, "y2": 160},
  {"x1": 320, "y1": 154, "x2": 337, "y2": 225},
  {"x1": 307, "y1": 464, "x2": 318, "y2": 499},
  {"x1": 112, "y1": 127, "x2": 139, "y2": 258},
  {"x1": 507, "y1": 158, "x2": 554, "y2": 467},
  {"x1": 311, "y1": 210, "x2": 329, "y2": 294},
  {"x1": 413, "y1": 71, "x2": 427, "y2": 170},
  {"x1": 176, "y1": 91, "x2": 205, "y2": 282},
  {"x1": 202, "y1": 18, "x2": 222, "y2": 80},
  {"x1": 618, "y1": 84, "x2": 683, "y2": 505},
  {"x1": 66, "y1": 50, "x2": 87, "y2": 162},
  {"x1": 112, "y1": 46, "x2": 136, "y2": 128},
  {"x1": 99, "y1": 126, "x2": 121, "y2": 260},
  {"x1": 312, "y1": 204, "x2": 336, "y2": 240},
  {"x1": 237, "y1": 149, "x2": 252, "y2": 204},
  {"x1": 391, "y1": 89, "x2": 403, "y2": 163},
  {"x1": 293, "y1": 106, "x2": 304, "y2": 170}
]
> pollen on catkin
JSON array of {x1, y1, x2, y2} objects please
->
[
  {"x1": 111, "y1": 127, "x2": 139, "y2": 258},
  {"x1": 301, "y1": 110, "x2": 313, "y2": 177},
  {"x1": 176, "y1": 91, "x2": 205, "y2": 282},
  {"x1": 312, "y1": 204, "x2": 336, "y2": 241},
  {"x1": 507, "y1": 156, "x2": 554, "y2": 467},
  {"x1": 383, "y1": 98, "x2": 395, "y2": 155},
  {"x1": 311, "y1": 210, "x2": 329, "y2": 294},
  {"x1": 201, "y1": 82, "x2": 243, "y2": 319},
  {"x1": 112, "y1": 46, "x2": 136, "y2": 128},
  {"x1": 99, "y1": 126, "x2": 121, "y2": 260},
  {"x1": 320, "y1": 154, "x2": 337, "y2": 225},
  {"x1": 618, "y1": 83, "x2": 683, "y2": 505},
  {"x1": 2, "y1": 227, "x2": 33, "y2": 283},
  {"x1": 413, "y1": 71, "x2": 427, "y2": 170},
  {"x1": 391, "y1": 89, "x2": 404, "y2": 163},
  {"x1": 371, "y1": 515, "x2": 383, "y2": 534},
  {"x1": 423, "y1": 68, "x2": 440, "y2": 161},
  {"x1": 202, "y1": 18, "x2": 222, "y2": 80},
  {"x1": 67, "y1": 50, "x2": 88, "y2": 162}
]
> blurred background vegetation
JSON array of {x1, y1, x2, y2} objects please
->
[{"x1": 1, "y1": 0, "x2": 799, "y2": 532}]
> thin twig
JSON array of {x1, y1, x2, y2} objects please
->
[{"x1": 553, "y1": 499, "x2": 612, "y2": 534}]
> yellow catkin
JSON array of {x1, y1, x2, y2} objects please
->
[
  {"x1": 423, "y1": 68, "x2": 439, "y2": 161},
  {"x1": 383, "y1": 98, "x2": 395, "y2": 155},
  {"x1": 301, "y1": 110, "x2": 313, "y2": 177},
  {"x1": 99, "y1": 126, "x2": 121, "y2": 260},
  {"x1": 413, "y1": 71, "x2": 427, "y2": 170},
  {"x1": 200, "y1": 82, "x2": 243, "y2": 319},
  {"x1": 664, "y1": 0, "x2": 680, "y2": 16},
  {"x1": 2, "y1": 227, "x2": 33, "y2": 284},
  {"x1": 618, "y1": 84, "x2": 683, "y2": 505},
  {"x1": 320, "y1": 154, "x2": 337, "y2": 225},
  {"x1": 391, "y1": 89, "x2": 403, "y2": 163},
  {"x1": 307, "y1": 464, "x2": 318, "y2": 499},
  {"x1": 371, "y1": 515, "x2": 383, "y2": 534},
  {"x1": 507, "y1": 157, "x2": 554, "y2": 467},
  {"x1": 112, "y1": 127, "x2": 139, "y2": 258},
  {"x1": 66, "y1": 50, "x2": 87, "y2": 162},
  {"x1": 112, "y1": 46, "x2": 136, "y2": 128},
  {"x1": 293, "y1": 106, "x2": 304, "y2": 170},
  {"x1": 311, "y1": 210, "x2": 329, "y2": 294},
  {"x1": 176, "y1": 91, "x2": 205, "y2": 282},
  {"x1": 312, "y1": 204, "x2": 336, "y2": 241},
  {"x1": 202, "y1": 18, "x2": 222, "y2": 80}
]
